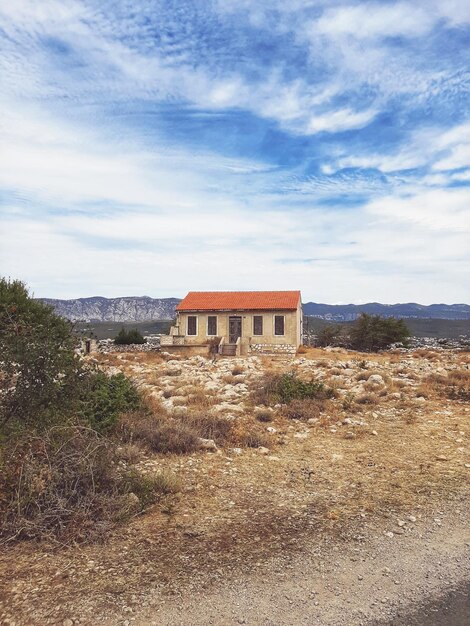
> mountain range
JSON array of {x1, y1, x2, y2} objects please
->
[{"x1": 40, "y1": 296, "x2": 470, "y2": 322}]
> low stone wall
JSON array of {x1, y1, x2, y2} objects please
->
[
  {"x1": 249, "y1": 343, "x2": 297, "y2": 355},
  {"x1": 97, "y1": 341, "x2": 160, "y2": 353}
]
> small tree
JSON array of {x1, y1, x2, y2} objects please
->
[
  {"x1": 0, "y1": 278, "x2": 82, "y2": 429},
  {"x1": 349, "y1": 313, "x2": 410, "y2": 352},
  {"x1": 316, "y1": 324, "x2": 344, "y2": 347},
  {"x1": 114, "y1": 328, "x2": 146, "y2": 345}
]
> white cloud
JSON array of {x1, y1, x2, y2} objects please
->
[
  {"x1": 307, "y1": 107, "x2": 377, "y2": 134},
  {"x1": 316, "y1": 3, "x2": 434, "y2": 39},
  {"x1": 366, "y1": 187, "x2": 470, "y2": 233},
  {"x1": 334, "y1": 120, "x2": 470, "y2": 174}
]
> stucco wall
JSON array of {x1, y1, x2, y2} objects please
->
[{"x1": 176, "y1": 308, "x2": 301, "y2": 347}]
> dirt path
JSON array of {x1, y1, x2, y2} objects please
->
[{"x1": 127, "y1": 495, "x2": 469, "y2": 626}]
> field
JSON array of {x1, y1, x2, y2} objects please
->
[{"x1": 1, "y1": 346, "x2": 469, "y2": 625}]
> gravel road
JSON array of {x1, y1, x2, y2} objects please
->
[{"x1": 130, "y1": 495, "x2": 469, "y2": 626}]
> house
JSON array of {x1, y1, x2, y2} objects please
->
[{"x1": 161, "y1": 291, "x2": 302, "y2": 356}]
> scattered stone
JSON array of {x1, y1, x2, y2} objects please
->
[{"x1": 199, "y1": 438, "x2": 218, "y2": 452}]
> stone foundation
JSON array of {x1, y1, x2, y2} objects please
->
[{"x1": 249, "y1": 343, "x2": 297, "y2": 355}]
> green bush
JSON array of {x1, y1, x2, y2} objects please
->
[
  {"x1": 114, "y1": 328, "x2": 146, "y2": 345},
  {"x1": 350, "y1": 314, "x2": 410, "y2": 352},
  {"x1": 253, "y1": 372, "x2": 335, "y2": 405},
  {"x1": 274, "y1": 373, "x2": 335, "y2": 403},
  {"x1": 79, "y1": 371, "x2": 141, "y2": 432},
  {"x1": 316, "y1": 324, "x2": 344, "y2": 347},
  {"x1": 0, "y1": 279, "x2": 82, "y2": 430}
]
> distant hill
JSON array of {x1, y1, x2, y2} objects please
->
[
  {"x1": 41, "y1": 296, "x2": 470, "y2": 322},
  {"x1": 40, "y1": 296, "x2": 180, "y2": 322},
  {"x1": 302, "y1": 302, "x2": 470, "y2": 321}
]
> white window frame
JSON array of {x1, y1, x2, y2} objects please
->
[
  {"x1": 253, "y1": 315, "x2": 263, "y2": 336},
  {"x1": 273, "y1": 314, "x2": 285, "y2": 336},
  {"x1": 187, "y1": 315, "x2": 198, "y2": 336},
  {"x1": 207, "y1": 315, "x2": 218, "y2": 336}
]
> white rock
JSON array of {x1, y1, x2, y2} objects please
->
[{"x1": 199, "y1": 438, "x2": 218, "y2": 452}]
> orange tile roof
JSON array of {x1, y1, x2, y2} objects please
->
[{"x1": 176, "y1": 291, "x2": 301, "y2": 311}]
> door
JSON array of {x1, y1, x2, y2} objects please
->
[{"x1": 229, "y1": 316, "x2": 242, "y2": 344}]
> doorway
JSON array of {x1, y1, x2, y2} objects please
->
[{"x1": 229, "y1": 316, "x2": 242, "y2": 344}]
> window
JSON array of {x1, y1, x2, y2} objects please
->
[
  {"x1": 274, "y1": 315, "x2": 285, "y2": 336},
  {"x1": 253, "y1": 315, "x2": 263, "y2": 336},
  {"x1": 207, "y1": 315, "x2": 217, "y2": 336},
  {"x1": 187, "y1": 315, "x2": 197, "y2": 335}
]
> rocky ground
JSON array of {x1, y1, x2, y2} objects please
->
[{"x1": 0, "y1": 347, "x2": 468, "y2": 625}]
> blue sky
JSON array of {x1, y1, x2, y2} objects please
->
[{"x1": 0, "y1": 0, "x2": 469, "y2": 303}]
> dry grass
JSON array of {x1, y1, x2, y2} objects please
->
[
  {"x1": 412, "y1": 348, "x2": 441, "y2": 360},
  {"x1": 186, "y1": 388, "x2": 217, "y2": 409},
  {"x1": 355, "y1": 392, "x2": 379, "y2": 405},
  {"x1": 283, "y1": 398, "x2": 328, "y2": 420},
  {"x1": 416, "y1": 369, "x2": 470, "y2": 402},
  {"x1": 162, "y1": 367, "x2": 182, "y2": 377},
  {"x1": 0, "y1": 426, "x2": 168, "y2": 544},
  {"x1": 185, "y1": 412, "x2": 234, "y2": 445},
  {"x1": 255, "y1": 409, "x2": 274, "y2": 423},
  {"x1": 233, "y1": 428, "x2": 270, "y2": 449},
  {"x1": 116, "y1": 443, "x2": 144, "y2": 464},
  {"x1": 117, "y1": 412, "x2": 200, "y2": 454}
]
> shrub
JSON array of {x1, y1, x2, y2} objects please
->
[
  {"x1": 235, "y1": 430, "x2": 270, "y2": 448},
  {"x1": 349, "y1": 314, "x2": 410, "y2": 352},
  {"x1": 122, "y1": 469, "x2": 180, "y2": 505},
  {"x1": 186, "y1": 388, "x2": 217, "y2": 408},
  {"x1": 256, "y1": 372, "x2": 335, "y2": 405},
  {"x1": 284, "y1": 398, "x2": 326, "y2": 420},
  {"x1": 79, "y1": 371, "x2": 141, "y2": 432},
  {"x1": 185, "y1": 412, "x2": 233, "y2": 444},
  {"x1": 342, "y1": 393, "x2": 355, "y2": 411},
  {"x1": 0, "y1": 426, "x2": 165, "y2": 543},
  {"x1": 0, "y1": 279, "x2": 82, "y2": 430},
  {"x1": 231, "y1": 366, "x2": 244, "y2": 376},
  {"x1": 116, "y1": 443, "x2": 144, "y2": 464},
  {"x1": 117, "y1": 412, "x2": 200, "y2": 454},
  {"x1": 255, "y1": 409, "x2": 274, "y2": 422},
  {"x1": 316, "y1": 324, "x2": 345, "y2": 347},
  {"x1": 114, "y1": 328, "x2": 146, "y2": 345},
  {"x1": 355, "y1": 392, "x2": 378, "y2": 405}
]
